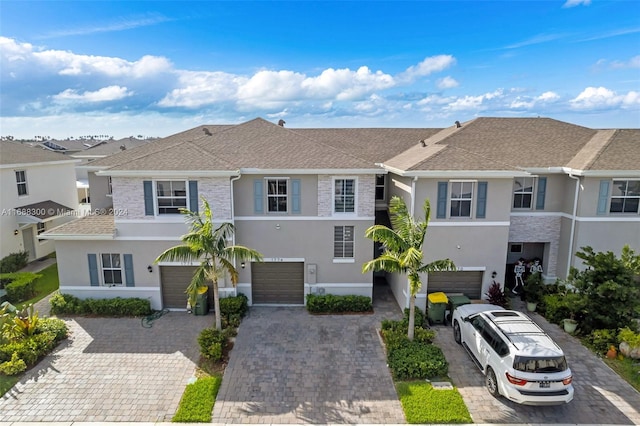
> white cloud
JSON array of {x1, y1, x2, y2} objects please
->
[
  {"x1": 401, "y1": 55, "x2": 456, "y2": 81},
  {"x1": 570, "y1": 87, "x2": 640, "y2": 110},
  {"x1": 436, "y1": 76, "x2": 459, "y2": 90},
  {"x1": 40, "y1": 14, "x2": 171, "y2": 39},
  {"x1": 511, "y1": 91, "x2": 561, "y2": 109},
  {"x1": 563, "y1": 0, "x2": 591, "y2": 8},
  {"x1": 445, "y1": 89, "x2": 505, "y2": 111},
  {"x1": 53, "y1": 86, "x2": 133, "y2": 103},
  {"x1": 159, "y1": 70, "x2": 246, "y2": 108}
]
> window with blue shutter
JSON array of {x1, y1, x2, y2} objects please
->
[
  {"x1": 437, "y1": 182, "x2": 448, "y2": 218},
  {"x1": 253, "y1": 179, "x2": 264, "y2": 214},
  {"x1": 597, "y1": 180, "x2": 610, "y2": 215},
  {"x1": 143, "y1": 181, "x2": 154, "y2": 216},
  {"x1": 476, "y1": 182, "x2": 487, "y2": 218},
  {"x1": 291, "y1": 179, "x2": 301, "y2": 214},
  {"x1": 88, "y1": 254, "x2": 99, "y2": 286},
  {"x1": 189, "y1": 181, "x2": 199, "y2": 213},
  {"x1": 124, "y1": 254, "x2": 135, "y2": 287},
  {"x1": 536, "y1": 177, "x2": 547, "y2": 210}
]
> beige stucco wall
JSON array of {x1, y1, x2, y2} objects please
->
[
  {"x1": 233, "y1": 175, "x2": 319, "y2": 217},
  {"x1": 88, "y1": 172, "x2": 113, "y2": 211}
]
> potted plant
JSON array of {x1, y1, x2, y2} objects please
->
[
  {"x1": 524, "y1": 272, "x2": 543, "y2": 312},
  {"x1": 561, "y1": 292, "x2": 583, "y2": 334}
]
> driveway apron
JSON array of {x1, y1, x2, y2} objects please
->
[
  {"x1": 0, "y1": 312, "x2": 210, "y2": 422},
  {"x1": 434, "y1": 300, "x2": 640, "y2": 425},
  {"x1": 213, "y1": 286, "x2": 405, "y2": 424}
]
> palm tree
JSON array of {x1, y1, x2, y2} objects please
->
[
  {"x1": 363, "y1": 196, "x2": 455, "y2": 340},
  {"x1": 155, "y1": 198, "x2": 263, "y2": 330}
]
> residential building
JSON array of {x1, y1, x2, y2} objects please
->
[
  {"x1": 42, "y1": 118, "x2": 640, "y2": 311},
  {"x1": 0, "y1": 142, "x2": 78, "y2": 261}
]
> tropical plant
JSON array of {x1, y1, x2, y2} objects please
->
[
  {"x1": 621, "y1": 244, "x2": 640, "y2": 275},
  {"x1": 362, "y1": 196, "x2": 455, "y2": 340},
  {"x1": 155, "y1": 198, "x2": 263, "y2": 330}
]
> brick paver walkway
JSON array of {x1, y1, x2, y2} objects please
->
[
  {"x1": 434, "y1": 299, "x2": 640, "y2": 425},
  {"x1": 212, "y1": 283, "x2": 405, "y2": 424}
]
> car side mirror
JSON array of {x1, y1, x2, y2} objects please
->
[{"x1": 463, "y1": 317, "x2": 471, "y2": 323}]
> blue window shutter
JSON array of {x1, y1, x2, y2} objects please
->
[
  {"x1": 88, "y1": 254, "x2": 99, "y2": 286},
  {"x1": 476, "y1": 181, "x2": 487, "y2": 218},
  {"x1": 143, "y1": 181, "x2": 154, "y2": 216},
  {"x1": 291, "y1": 179, "x2": 301, "y2": 214},
  {"x1": 254, "y1": 179, "x2": 263, "y2": 214},
  {"x1": 189, "y1": 180, "x2": 199, "y2": 213},
  {"x1": 536, "y1": 177, "x2": 547, "y2": 210},
  {"x1": 597, "y1": 180, "x2": 610, "y2": 215},
  {"x1": 124, "y1": 254, "x2": 135, "y2": 287},
  {"x1": 437, "y1": 182, "x2": 448, "y2": 219}
]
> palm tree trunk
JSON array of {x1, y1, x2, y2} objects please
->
[
  {"x1": 213, "y1": 280, "x2": 222, "y2": 330},
  {"x1": 408, "y1": 294, "x2": 416, "y2": 341}
]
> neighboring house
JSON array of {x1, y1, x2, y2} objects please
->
[
  {"x1": 41, "y1": 118, "x2": 640, "y2": 311},
  {"x1": 0, "y1": 142, "x2": 78, "y2": 261}
]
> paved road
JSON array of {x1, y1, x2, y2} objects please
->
[
  {"x1": 212, "y1": 286, "x2": 405, "y2": 424},
  {"x1": 433, "y1": 300, "x2": 640, "y2": 425}
]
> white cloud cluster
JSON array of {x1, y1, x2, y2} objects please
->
[
  {"x1": 570, "y1": 87, "x2": 640, "y2": 110},
  {"x1": 53, "y1": 86, "x2": 133, "y2": 103},
  {"x1": 563, "y1": 0, "x2": 591, "y2": 8},
  {"x1": 511, "y1": 91, "x2": 560, "y2": 109}
]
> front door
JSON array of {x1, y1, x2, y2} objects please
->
[{"x1": 22, "y1": 227, "x2": 36, "y2": 261}]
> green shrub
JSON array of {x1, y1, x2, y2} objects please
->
[
  {"x1": 0, "y1": 340, "x2": 38, "y2": 365},
  {"x1": 0, "y1": 352, "x2": 27, "y2": 376},
  {"x1": 306, "y1": 293, "x2": 372, "y2": 313},
  {"x1": 387, "y1": 341, "x2": 449, "y2": 380},
  {"x1": 198, "y1": 328, "x2": 227, "y2": 361},
  {"x1": 49, "y1": 293, "x2": 151, "y2": 317},
  {"x1": 402, "y1": 307, "x2": 425, "y2": 328},
  {"x1": 584, "y1": 329, "x2": 619, "y2": 354},
  {"x1": 35, "y1": 318, "x2": 68, "y2": 342},
  {"x1": 172, "y1": 376, "x2": 222, "y2": 422},
  {"x1": 0, "y1": 252, "x2": 29, "y2": 274},
  {"x1": 0, "y1": 272, "x2": 40, "y2": 303},
  {"x1": 220, "y1": 294, "x2": 248, "y2": 318},
  {"x1": 618, "y1": 327, "x2": 640, "y2": 347},
  {"x1": 540, "y1": 294, "x2": 572, "y2": 324}
]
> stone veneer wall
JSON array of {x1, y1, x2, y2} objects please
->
[
  {"x1": 199, "y1": 177, "x2": 232, "y2": 221},
  {"x1": 509, "y1": 215, "x2": 561, "y2": 278},
  {"x1": 317, "y1": 174, "x2": 375, "y2": 217}
]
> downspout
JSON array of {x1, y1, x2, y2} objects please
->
[
  {"x1": 230, "y1": 173, "x2": 241, "y2": 296},
  {"x1": 567, "y1": 173, "x2": 580, "y2": 277},
  {"x1": 406, "y1": 176, "x2": 419, "y2": 309}
]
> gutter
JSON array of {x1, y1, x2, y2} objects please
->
[
  {"x1": 567, "y1": 173, "x2": 581, "y2": 277},
  {"x1": 230, "y1": 173, "x2": 242, "y2": 297}
]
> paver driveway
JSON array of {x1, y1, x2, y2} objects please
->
[
  {"x1": 0, "y1": 312, "x2": 210, "y2": 422},
  {"x1": 433, "y1": 300, "x2": 640, "y2": 425},
  {"x1": 212, "y1": 286, "x2": 405, "y2": 424}
]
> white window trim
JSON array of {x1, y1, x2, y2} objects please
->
[
  {"x1": 375, "y1": 174, "x2": 386, "y2": 201},
  {"x1": 332, "y1": 176, "x2": 358, "y2": 216},
  {"x1": 107, "y1": 176, "x2": 113, "y2": 196},
  {"x1": 100, "y1": 253, "x2": 124, "y2": 287},
  {"x1": 37, "y1": 222, "x2": 47, "y2": 243},
  {"x1": 333, "y1": 225, "x2": 355, "y2": 260},
  {"x1": 449, "y1": 180, "x2": 475, "y2": 218},
  {"x1": 154, "y1": 180, "x2": 189, "y2": 216},
  {"x1": 265, "y1": 177, "x2": 289, "y2": 214},
  {"x1": 512, "y1": 177, "x2": 536, "y2": 210},
  {"x1": 15, "y1": 170, "x2": 28, "y2": 196},
  {"x1": 610, "y1": 179, "x2": 640, "y2": 215}
]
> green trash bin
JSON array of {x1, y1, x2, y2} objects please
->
[
  {"x1": 446, "y1": 295, "x2": 471, "y2": 324},
  {"x1": 193, "y1": 286, "x2": 209, "y2": 316},
  {"x1": 427, "y1": 292, "x2": 448, "y2": 325}
]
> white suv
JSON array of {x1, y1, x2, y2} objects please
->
[{"x1": 452, "y1": 304, "x2": 574, "y2": 406}]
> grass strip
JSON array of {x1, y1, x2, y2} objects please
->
[
  {"x1": 603, "y1": 357, "x2": 640, "y2": 392},
  {"x1": 172, "y1": 375, "x2": 222, "y2": 422},
  {"x1": 396, "y1": 380, "x2": 472, "y2": 424},
  {"x1": 15, "y1": 264, "x2": 59, "y2": 310}
]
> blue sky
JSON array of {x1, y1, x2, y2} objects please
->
[{"x1": 1, "y1": 0, "x2": 639, "y2": 139}]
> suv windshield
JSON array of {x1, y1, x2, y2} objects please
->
[{"x1": 513, "y1": 356, "x2": 568, "y2": 373}]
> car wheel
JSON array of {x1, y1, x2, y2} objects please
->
[
  {"x1": 453, "y1": 320, "x2": 461, "y2": 344},
  {"x1": 485, "y1": 367, "x2": 500, "y2": 397}
]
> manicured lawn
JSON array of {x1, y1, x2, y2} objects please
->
[
  {"x1": 396, "y1": 380, "x2": 472, "y2": 424},
  {"x1": 604, "y1": 357, "x2": 640, "y2": 392},
  {"x1": 15, "y1": 263, "x2": 59, "y2": 310},
  {"x1": 172, "y1": 375, "x2": 222, "y2": 422},
  {"x1": 0, "y1": 375, "x2": 20, "y2": 397}
]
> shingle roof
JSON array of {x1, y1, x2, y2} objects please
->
[
  {"x1": 15, "y1": 200, "x2": 74, "y2": 221},
  {"x1": 77, "y1": 138, "x2": 152, "y2": 156},
  {"x1": 584, "y1": 129, "x2": 640, "y2": 171},
  {"x1": 43, "y1": 214, "x2": 115, "y2": 237},
  {"x1": 0, "y1": 142, "x2": 75, "y2": 166}
]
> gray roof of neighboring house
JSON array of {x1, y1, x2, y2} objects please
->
[
  {"x1": 0, "y1": 142, "x2": 76, "y2": 166},
  {"x1": 43, "y1": 214, "x2": 115, "y2": 237},
  {"x1": 14, "y1": 200, "x2": 74, "y2": 221},
  {"x1": 76, "y1": 138, "x2": 153, "y2": 156}
]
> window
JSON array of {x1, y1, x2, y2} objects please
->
[
  {"x1": 37, "y1": 222, "x2": 46, "y2": 236},
  {"x1": 334, "y1": 226, "x2": 354, "y2": 258},
  {"x1": 375, "y1": 175, "x2": 386, "y2": 201},
  {"x1": 15, "y1": 170, "x2": 27, "y2": 196},
  {"x1": 101, "y1": 253, "x2": 123, "y2": 286},
  {"x1": 267, "y1": 179, "x2": 288, "y2": 213},
  {"x1": 334, "y1": 179, "x2": 355, "y2": 213},
  {"x1": 513, "y1": 177, "x2": 534, "y2": 209},
  {"x1": 450, "y1": 181, "x2": 473, "y2": 217},
  {"x1": 510, "y1": 243, "x2": 523, "y2": 253},
  {"x1": 107, "y1": 176, "x2": 113, "y2": 195},
  {"x1": 156, "y1": 181, "x2": 187, "y2": 214},
  {"x1": 610, "y1": 180, "x2": 640, "y2": 213}
]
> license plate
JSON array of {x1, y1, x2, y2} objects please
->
[{"x1": 539, "y1": 381, "x2": 550, "y2": 388}]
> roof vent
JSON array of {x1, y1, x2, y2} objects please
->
[
  {"x1": 119, "y1": 145, "x2": 126, "y2": 151},
  {"x1": 278, "y1": 119, "x2": 286, "y2": 127},
  {"x1": 203, "y1": 128, "x2": 212, "y2": 136},
  {"x1": 419, "y1": 139, "x2": 426, "y2": 147},
  {"x1": 455, "y1": 120, "x2": 462, "y2": 128}
]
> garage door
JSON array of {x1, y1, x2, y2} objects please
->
[
  {"x1": 160, "y1": 266, "x2": 197, "y2": 309},
  {"x1": 427, "y1": 271, "x2": 484, "y2": 299},
  {"x1": 251, "y1": 262, "x2": 304, "y2": 304}
]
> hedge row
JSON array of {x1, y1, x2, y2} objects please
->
[
  {"x1": 49, "y1": 293, "x2": 151, "y2": 317},
  {"x1": 306, "y1": 294, "x2": 372, "y2": 313},
  {"x1": 0, "y1": 272, "x2": 41, "y2": 303},
  {"x1": 0, "y1": 251, "x2": 29, "y2": 274}
]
